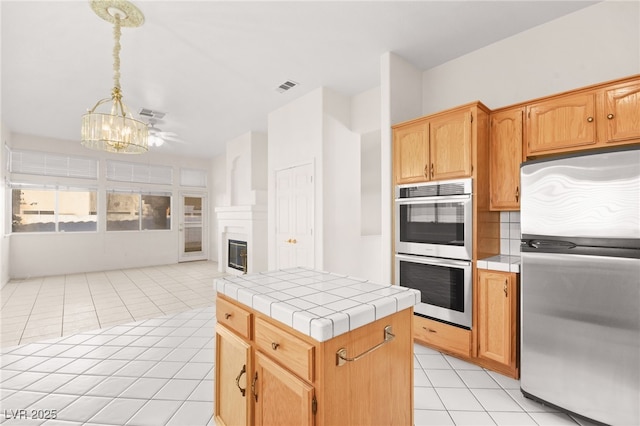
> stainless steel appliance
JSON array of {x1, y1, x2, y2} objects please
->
[
  {"x1": 395, "y1": 253, "x2": 472, "y2": 328},
  {"x1": 395, "y1": 178, "x2": 472, "y2": 260},
  {"x1": 520, "y1": 147, "x2": 640, "y2": 426}
]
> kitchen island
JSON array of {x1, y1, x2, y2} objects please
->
[{"x1": 214, "y1": 267, "x2": 420, "y2": 426}]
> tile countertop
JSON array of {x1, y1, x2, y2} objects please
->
[
  {"x1": 215, "y1": 267, "x2": 421, "y2": 342},
  {"x1": 477, "y1": 255, "x2": 521, "y2": 273}
]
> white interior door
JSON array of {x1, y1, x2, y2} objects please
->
[
  {"x1": 275, "y1": 164, "x2": 314, "y2": 269},
  {"x1": 179, "y1": 194, "x2": 207, "y2": 262}
]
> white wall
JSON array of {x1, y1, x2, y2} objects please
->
[
  {"x1": 267, "y1": 89, "x2": 324, "y2": 270},
  {"x1": 321, "y1": 89, "x2": 361, "y2": 277},
  {"x1": 381, "y1": 52, "x2": 423, "y2": 283},
  {"x1": 422, "y1": 1, "x2": 640, "y2": 113},
  {"x1": 225, "y1": 131, "x2": 268, "y2": 206},
  {"x1": 8, "y1": 133, "x2": 211, "y2": 279},
  {"x1": 1, "y1": 121, "x2": 11, "y2": 286},
  {"x1": 210, "y1": 153, "x2": 226, "y2": 264},
  {"x1": 351, "y1": 87, "x2": 383, "y2": 282}
]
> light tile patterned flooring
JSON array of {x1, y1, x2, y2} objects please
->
[
  {"x1": 1, "y1": 262, "x2": 221, "y2": 348},
  {"x1": 0, "y1": 262, "x2": 594, "y2": 425}
]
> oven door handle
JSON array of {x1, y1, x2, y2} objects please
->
[
  {"x1": 395, "y1": 254, "x2": 471, "y2": 268},
  {"x1": 395, "y1": 194, "x2": 471, "y2": 204}
]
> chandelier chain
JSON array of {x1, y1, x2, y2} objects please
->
[{"x1": 113, "y1": 13, "x2": 122, "y2": 90}]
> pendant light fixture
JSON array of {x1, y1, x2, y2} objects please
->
[{"x1": 81, "y1": 0, "x2": 148, "y2": 154}]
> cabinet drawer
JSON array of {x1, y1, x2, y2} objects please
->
[
  {"x1": 413, "y1": 315, "x2": 471, "y2": 358},
  {"x1": 255, "y1": 317, "x2": 314, "y2": 382},
  {"x1": 216, "y1": 297, "x2": 252, "y2": 340}
]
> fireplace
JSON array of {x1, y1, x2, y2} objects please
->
[{"x1": 228, "y1": 240, "x2": 247, "y2": 273}]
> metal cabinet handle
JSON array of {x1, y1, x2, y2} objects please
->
[
  {"x1": 235, "y1": 365, "x2": 246, "y2": 397},
  {"x1": 336, "y1": 325, "x2": 394, "y2": 366},
  {"x1": 423, "y1": 327, "x2": 437, "y2": 333},
  {"x1": 423, "y1": 164, "x2": 429, "y2": 178},
  {"x1": 587, "y1": 116, "x2": 594, "y2": 122},
  {"x1": 515, "y1": 186, "x2": 519, "y2": 203},
  {"x1": 251, "y1": 372, "x2": 258, "y2": 402},
  {"x1": 224, "y1": 313, "x2": 232, "y2": 320},
  {"x1": 271, "y1": 342, "x2": 280, "y2": 350},
  {"x1": 430, "y1": 163, "x2": 434, "y2": 178},
  {"x1": 607, "y1": 113, "x2": 614, "y2": 119},
  {"x1": 504, "y1": 279, "x2": 508, "y2": 297}
]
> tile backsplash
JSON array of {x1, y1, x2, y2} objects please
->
[{"x1": 500, "y1": 211, "x2": 521, "y2": 256}]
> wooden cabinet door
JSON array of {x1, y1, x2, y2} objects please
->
[
  {"x1": 526, "y1": 92, "x2": 597, "y2": 156},
  {"x1": 215, "y1": 325, "x2": 252, "y2": 426},
  {"x1": 254, "y1": 352, "x2": 314, "y2": 426},
  {"x1": 393, "y1": 123, "x2": 429, "y2": 184},
  {"x1": 604, "y1": 80, "x2": 640, "y2": 144},
  {"x1": 477, "y1": 271, "x2": 517, "y2": 369},
  {"x1": 490, "y1": 108, "x2": 523, "y2": 210},
  {"x1": 429, "y1": 109, "x2": 472, "y2": 180}
]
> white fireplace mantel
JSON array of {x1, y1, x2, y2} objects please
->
[{"x1": 215, "y1": 205, "x2": 267, "y2": 275}]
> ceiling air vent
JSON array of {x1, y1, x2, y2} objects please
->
[
  {"x1": 276, "y1": 80, "x2": 299, "y2": 93},
  {"x1": 138, "y1": 108, "x2": 166, "y2": 119}
]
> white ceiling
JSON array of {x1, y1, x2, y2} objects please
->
[{"x1": 1, "y1": 0, "x2": 597, "y2": 158}]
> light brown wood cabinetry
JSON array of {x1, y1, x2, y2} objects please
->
[
  {"x1": 254, "y1": 352, "x2": 314, "y2": 426},
  {"x1": 526, "y1": 92, "x2": 597, "y2": 155},
  {"x1": 215, "y1": 294, "x2": 414, "y2": 426},
  {"x1": 393, "y1": 103, "x2": 483, "y2": 184},
  {"x1": 489, "y1": 107, "x2": 523, "y2": 211},
  {"x1": 525, "y1": 76, "x2": 640, "y2": 158},
  {"x1": 603, "y1": 80, "x2": 640, "y2": 144},
  {"x1": 476, "y1": 270, "x2": 519, "y2": 378},
  {"x1": 394, "y1": 123, "x2": 429, "y2": 184},
  {"x1": 430, "y1": 109, "x2": 473, "y2": 180},
  {"x1": 413, "y1": 315, "x2": 471, "y2": 358},
  {"x1": 216, "y1": 324, "x2": 252, "y2": 426}
]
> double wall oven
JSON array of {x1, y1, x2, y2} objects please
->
[{"x1": 395, "y1": 178, "x2": 473, "y2": 329}]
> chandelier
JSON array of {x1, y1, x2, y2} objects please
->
[{"x1": 81, "y1": 0, "x2": 148, "y2": 154}]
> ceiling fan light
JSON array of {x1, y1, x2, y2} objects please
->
[{"x1": 148, "y1": 133, "x2": 164, "y2": 147}]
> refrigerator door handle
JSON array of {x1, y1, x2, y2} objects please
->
[{"x1": 529, "y1": 239, "x2": 577, "y2": 250}]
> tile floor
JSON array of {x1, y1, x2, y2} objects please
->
[
  {"x1": 1, "y1": 262, "x2": 595, "y2": 425},
  {"x1": 1, "y1": 262, "x2": 222, "y2": 348}
]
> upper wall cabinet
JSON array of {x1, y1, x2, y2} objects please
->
[
  {"x1": 393, "y1": 123, "x2": 429, "y2": 184},
  {"x1": 393, "y1": 103, "x2": 485, "y2": 185},
  {"x1": 525, "y1": 76, "x2": 640, "y2": 158},
  {"x1": 526, "y1": 92, "x2": 597, "y2": 156},
  {"x1": 603, "y1": 80, "x2": 640, "y2": 144},
  {"x1": 430, "y1": 109, "x2": 473, "y2": 181},
  {"x1": 489, "y1": 107, "x2": 523, "y2": 211}
]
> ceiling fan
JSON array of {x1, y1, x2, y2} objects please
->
[
  {"x1": 138, "y1": 108, "x2": 183, "y2": 147},
  {"x1": 147, "y1": 118, "x2": 182, "y2": 147}
]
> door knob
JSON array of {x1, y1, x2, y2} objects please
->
[{"x1": 291, "y1": 239, "x2": 297, "y2": 244}]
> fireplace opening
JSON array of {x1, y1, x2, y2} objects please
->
[{"x1": 228, "y1": 240, "x2": 248, "y2": 273}]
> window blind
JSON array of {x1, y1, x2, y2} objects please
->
[
  {"x1": 9, "y1": 149, "x2": 98, "y2": 179},
  {"x1": 180, "y1": 168, "x2": 207, "y2": 187},
  {"x1": 106, "y1": 160, "x2": 173, "y2": 185}
]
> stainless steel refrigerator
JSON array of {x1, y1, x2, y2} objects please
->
[{"x1": 520, "y1": 146, "x2": 640, "y2": 426}]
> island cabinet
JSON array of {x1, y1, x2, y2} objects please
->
[
  {"x1": 214, "y1": 269, "x2": 420, "y2": 426},
  {"x1": 489, "y1": 107, "x2": 523, "y2": 211},
  {"x1": 393, "y1": 102, "x2": 488, "y2": 185},
  {"x1": 525, "y1": 75, "x2": 640, "y2": 158},
  {"x1": 476, "y1": 269, "x2": 519, "y2": 378}
]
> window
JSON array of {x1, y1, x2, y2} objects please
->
[
  {"x1": 107, "y1": 192, "x2": 171, "y2": 231},
  {"x1": 12, "y1": 188, "x2": 97, "y2": 233},
  {"x1": 106, "y1": 160, "x2": 173, "y2": 185},
  {"x1": 180, "y1": 168, "x2": 207, "y2": 187},
  {"x1": 10, "y1": 150, "x2": 98, "y2": 179}
]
